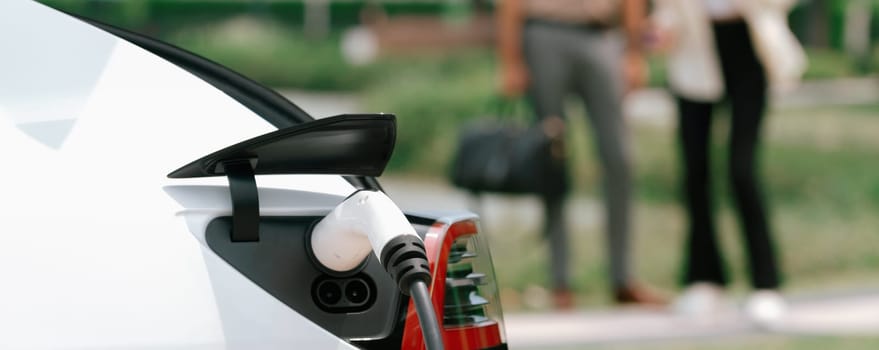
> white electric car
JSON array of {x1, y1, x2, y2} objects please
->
[{"x1": 0, "y1": 1, "x2": 507, "y2": 349}]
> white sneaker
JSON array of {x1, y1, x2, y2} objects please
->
[
  {"x1": 673, "y1": 282, "x2": 725, "y2": 317},
  {"x1": 744, "y1": 290, "x2": 787, "y2": 328}
]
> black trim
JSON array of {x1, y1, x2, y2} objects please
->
[
  {"x1": 167, "y1": 114, "x2": 396, "y2": 179},
  {"x1": 223, "y1": 159, "x2": 260, "y2": 242},
  {"x1": 404, "y1": 214, "x2": 439, "y2": 227}
]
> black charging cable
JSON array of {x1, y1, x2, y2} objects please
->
[
  {"x1": 381, "y1": 236, "x2": 446, "y2": 350},
  {"x1": 410, "y1": 279, "x2": 444, "y2": 350}
]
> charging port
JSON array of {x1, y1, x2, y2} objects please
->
[{"x1": 312, "y1": 274, "x2": 377, "y2": 313}]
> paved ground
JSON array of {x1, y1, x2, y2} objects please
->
[
  {"x1": 623, "y1": 76, "x2": 879, "y2": 127},
  {"x1": 504, "y1": 290, "x2": 879, "y2": 349}
]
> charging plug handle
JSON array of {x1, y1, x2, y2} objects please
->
[{"x1": 379, "y1": 235, "x2": 431, "y2": 295}]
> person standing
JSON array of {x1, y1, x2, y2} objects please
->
[
  {"x1": 497, "y1": 0, "x2": 666, "y2": 308},
  {"x1": 651, "y1": 0, "x2": 807, "y2": 325}
]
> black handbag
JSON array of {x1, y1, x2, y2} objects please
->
[{"x1": 450, "y1": 103, "x2": 568, "y2": 196}]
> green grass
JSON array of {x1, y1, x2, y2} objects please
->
[{"x1": 803, "y1": 49, "x2": 865, "y2": 79}]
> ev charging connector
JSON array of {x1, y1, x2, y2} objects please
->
[{"x1": 310, "y1": 190, "x2": 444, "y2": 350}]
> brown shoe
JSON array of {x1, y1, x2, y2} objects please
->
[
  {"x1": 553, "y1": 288, "x2": 576, "y2": 311},
  {"x1": 614, "y1": 283, "x2": 669, "y2": 307}
]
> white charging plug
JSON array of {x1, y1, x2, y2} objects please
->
[{"x1": 310, "y1": 190, "x2": 419, "y2": 272}]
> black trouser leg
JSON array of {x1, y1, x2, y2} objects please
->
[
  {"x1": 716, "y1": 21, "x2": 781, "y2": 289},
  {"x1": 728, "y1": 99, "x2": 779, "y2": 289},
  {"x1": 678, "y1": 98, "x2": 727, "y2": 286}
]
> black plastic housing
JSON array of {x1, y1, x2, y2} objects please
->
[
  {"x1": 205, "y1": 216, "x2": 400, "y2": 340},
  {"x1": 168, "y1": 114, "x2": 396, "y2": 179}
]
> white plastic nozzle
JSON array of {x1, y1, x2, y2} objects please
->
[{"x1": 310, "y1": 190, "x2": 418, "y2": 272}]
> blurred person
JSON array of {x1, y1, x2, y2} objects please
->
[
  {"x1": 650, "y1": 0, "x2": 807, "y2": 325},
  {"x1": 497, "y1": 0, "x2": 666, "y2": 309}
]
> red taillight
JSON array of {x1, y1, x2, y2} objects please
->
[{"x1": 402, "y1": 215, "x2": 507, "y2": 350}]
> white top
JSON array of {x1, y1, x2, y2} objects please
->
[
  {"x1": 703, "y1": 0, "x2": 740, "y2": 19},
  {"x1": 655, "y1": 0, "x2": 807, "y2": 101}
]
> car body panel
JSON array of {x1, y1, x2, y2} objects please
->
[{"x1": 0, "y1": 0, "x2": 357, "y2": 348}]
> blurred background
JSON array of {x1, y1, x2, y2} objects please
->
[{"x1": 43, "y1": 0, "x2": 879, "y2": 348}]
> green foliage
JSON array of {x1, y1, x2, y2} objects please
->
[
  {"x1": 39, "y1": 0, "x2": 448, "y2": 35},
  {"x1": 168, "y1": 26, "x2": 377, "y2": 90},
  {"x1": 803, "y1": 48, "x2": 863, "y2": 79}
]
